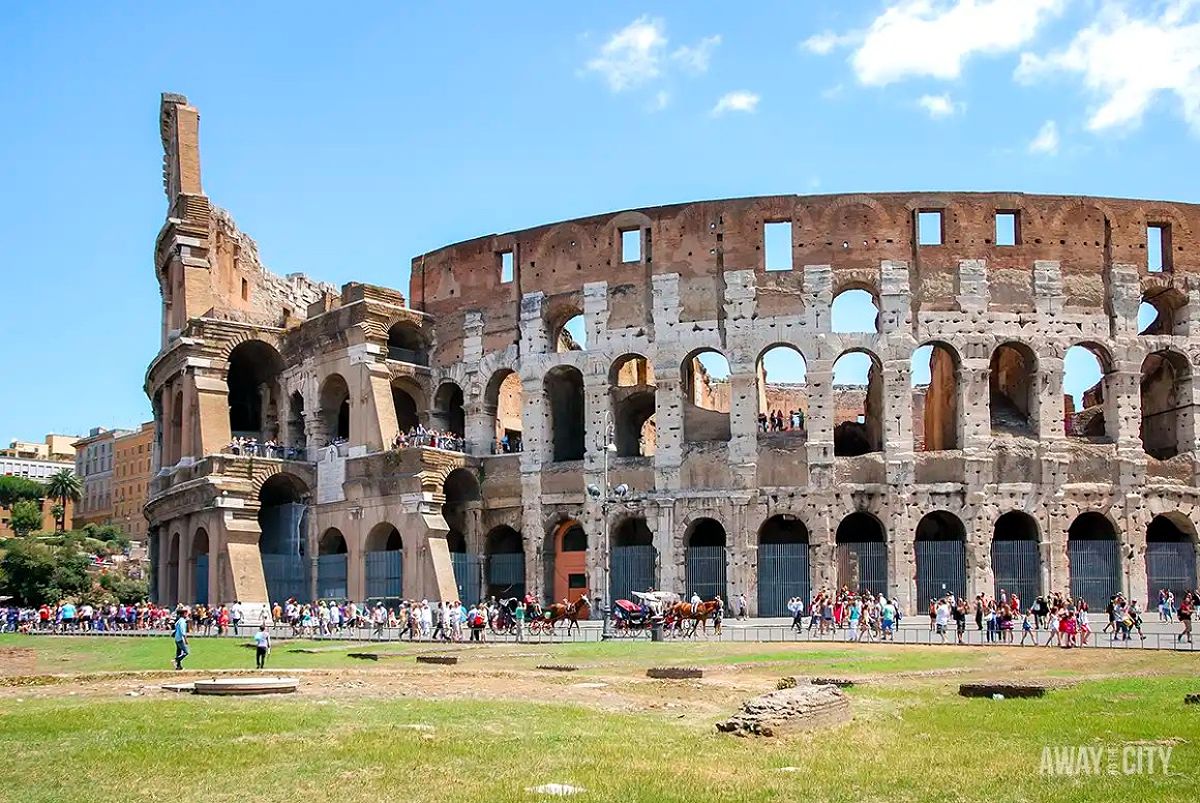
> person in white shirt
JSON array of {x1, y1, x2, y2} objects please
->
[
  {"x1": 253, "y1": 624, "x2": 271, "y2": 669},
  {"x1": 934, "y1": 599, "x2": 951, "y2": 643},
  {"x1": 230, "y1": 601, "x2": 244, "y2": 635}
]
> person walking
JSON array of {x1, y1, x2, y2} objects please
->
[
  {"x1": 514, "y1": 599, "x2": 526, "y2": 642},
  {"x1": 173, "y1": 609, "x2": 190, "y2": 670},
  {"x1": 253, "y1": 624, "x2": 271, "y2": 669}
]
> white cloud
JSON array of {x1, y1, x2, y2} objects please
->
[
  {"x1": 1016, "y1": 1, "x2": 1200, "y2": 133},
  {"x1": 648, "y1": 90, "x2": 671, "y2": 112},
  {"x1": 809, "y1": 0, "x2": 1066, "y2": 86},
  {"x1": 712, "y1": 91, "x2": 761, "y2": 115},
  {"x1": 672, "y1": 35, "x2": 721, "y2": 73},
  {"x1": 1029, "y1": 119, "x2": 1060, "y2": 153},
  {"x1": 585, "y1": 16, "x2": 667, "y2": 92},
  {"x1": 918, "y1": 92, "x2": 964, "y2": 117}
]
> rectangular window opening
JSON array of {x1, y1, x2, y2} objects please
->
[
  {"x1": 917, "y1": 211, "x2": 943, "y2": 246},
  {"x1": 621, "y1": 229, "x2": 641, "y2": 263},
  {"x1": 499, "y1": 251, "x2": 514, "y2": 283},
  {"x1": 995, "y1": 211, "x2": 1018, "y2": 246},
  {"x1": 240, "y1": 278, "x2": 250, "y2": 301},
  {"x1": 764, "y1": 221, "x2": 793, "y2": 271},
  {"x1": 1148, "y1": 224, "x2": 1170, "y2": 273}
]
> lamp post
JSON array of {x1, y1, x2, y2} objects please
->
[{"x1": 588, "y1": 411, "x2": 627, "y2": 638}]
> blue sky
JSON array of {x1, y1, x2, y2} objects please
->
[{"x1": 2, "y1": 2, "x2": 1198, "y2": 440}]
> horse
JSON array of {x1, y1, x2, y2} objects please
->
[
  {"x1": 669, "y1": 600, "x2": 722, "y2": 636},
  {"x1": 544, "y1": 596, "x2": 592, "y2": 633}
]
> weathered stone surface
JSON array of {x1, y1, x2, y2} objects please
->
[
  {"x1": 416, "y1": 655, "x2": 459, "y2": 665},
  {"x1": 647, "y1": 667, "x2": 704, "y2": 679},
  {"x1": 718, "y1": 684, "x2": 851, "y2": 737}
]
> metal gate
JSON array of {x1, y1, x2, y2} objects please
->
[
  {"x1": 486, "y1": 552, "x2": 525, "y2": 599},
  {"x1": 992, "y1": 537, "x2": 1041, "y2": 605},
  {"x1": 837, "y1": 541, "x2": 887, "y2": 595},
  {"x1": 610, "y1": 544, "x2": 656, "y2": 604},
  {"x1": 685, "y1": 545, "x2": 727, "y2": 601},
  {"x1": 757, "y1": 543, "x2": 810, "y2": 616},
  {"x1": 194, "y1": 555, "x2": 209, "y2": 605},
  {"x1": 261, "y1": 553, "x2": 308, "y2": 604},
  {"x1": 1068, "y1": 538, "x2": 1121, "y2": 607},
  {"x1": 365, "y1": 550, "x2": 403, "y2": 601},
  {"x1": 915, "y1": 538, "x2": 965, "y2": 605},
  {"x1": 451, "y1": 552, "x2": 482, "y2": 604},
  {"x1": 316, "y1": 554, "x2": 348, "y2": 600},
  {"x1": 1146, "y1": 540, "x2": 1198, "y2": 602}
]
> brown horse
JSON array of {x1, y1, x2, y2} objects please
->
[
  {"x1": 545, "y1": 596, "x2": 592, "y2": 633},
  {"x1": 669, "y1": 600, "x2": 722, "y2": 636}
]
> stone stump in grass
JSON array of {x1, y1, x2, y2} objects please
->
[
  {"x1": 718, "y1": 684, "x2": 850, "y2": 737},
  {"x1": 1185, "y1": 693, "x2": 1200, "y2": 705},
  {"x1": 646, "y1": 667, "x2": 703, "y2": 679},
  {"x1": 959, "y1": 682, "x2": 1047, "y2": 699},
  {"x1": 416, "y1": 655, "x2": 458, "y2": 665}
]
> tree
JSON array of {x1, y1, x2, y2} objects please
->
[
  {"x1": 9, "y1": 499, "x2": 43, "y2": 536},
  {"x1": 0, "y1": 475, "x2": 45, "y2": 508},
  {"x1": 0, "y1": 539, "x2": 91, "y2": 605},
  {"x1": 44, "y1": 469, "x2": 80, "y2": 532}
]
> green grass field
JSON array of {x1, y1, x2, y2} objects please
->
[{"x1": 0, "y1": 635, "x2": 1197, "y2": 802}]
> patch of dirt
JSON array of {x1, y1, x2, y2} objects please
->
[{"x1": 0, "y1": 647, "x2": 37, "y2": 676}]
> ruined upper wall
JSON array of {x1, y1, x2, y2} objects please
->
[{"x1": 409, "y1": 192, "x2": 1199, "y2": 362}]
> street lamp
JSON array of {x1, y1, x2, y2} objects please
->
[{"x1": 589, "y1": 411, "x2": 628, "y2": 637}]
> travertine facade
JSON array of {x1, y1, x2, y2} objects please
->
[{"x1": 147, "y1": 93, "x2": 1200, "y2": 616}]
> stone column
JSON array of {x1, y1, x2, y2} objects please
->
[{"x1": 804, "y1": 359, "x2": 835, "y2": 489}]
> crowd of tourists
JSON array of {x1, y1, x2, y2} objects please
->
[
  {"x1": 393, "y1": 425, "x2": 464, "y2": 452},
  {"x1": 225, "y1": 437, "x2": 306, "y2": 460},
  {"x1": 785, "y1": 588, "x2": 902, "y2": 640},
  {"x1": 757, "y1": 409, "x2": 805, "y2": 433},
  {"x1": 493, "y1": 433, "x2": 523, "y2": 454},
  {"x1": 1, "y1": 601, "x2": 185, "y2": 633}
]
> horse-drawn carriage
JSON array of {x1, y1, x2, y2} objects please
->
[
  {"x1": 609, "y1": 591, "x2": 722, "y2": 638},
  {"x1": 489, "y1": 596, "x2": 590, "y2": 635}
]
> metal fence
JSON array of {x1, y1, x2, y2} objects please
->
[
  {"x1": 1068, "y1": 537, "x2": 1121, "y2": 608},
  {"x1": 991, "y1": 537, "x2": 1041, "y2": 604},
  {"x1": 486, "y1": 552, "x2": 525, "y2": 599},
  {"x1": 261, "y1": 554, "x2": 308, "y2": 603},
  {"x1": 194, "y1": 556, "x2": 209, "y2": 605},
  {"x1": 1145, "y1": 540, "x2": 1198, "y2": 603},
  {"x1": 365, "y1": 550, "x2": 403, "y2": 600},
  {"x1": 836, "y1": 541, "x2": 887, "y2": 595},
  {"x1": 610, "y1": 545, "x2": 656, "y2": 603},
  {"x1": 757, "y1": 543, "x2": 810, "y2": 616},
  {"x1": 915, "y1": 538, "x2": 966, "y2": 605},
  {"x1": 685, "y1": 545, "x2": 727, "y2": 601},
  {"x1": 316, "y1": 554, "x2": 348, "y2": 599},
  {"x1": 451, "y1": 552, "x2": 481, "y2": 604}
]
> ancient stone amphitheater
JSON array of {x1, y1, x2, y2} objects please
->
[{"x1": 146, "y1": 93, "x2": 1199, "y2": 619}]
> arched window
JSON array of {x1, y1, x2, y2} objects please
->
[
  {"x1": 610, "y1": 354, "x2": 656, "y2": 457},
  {"x1": 554, "y1": 313, "x2": 587, "y2": 353},
  {"x1": 757, "y1": 345, "x2": 807, "y2": 437},
  {"x1": 391, "y1": 379, "x2": 421, "y2": 434},
  {"x1": 610, "y1": 517, "x2": 656, "y2": 604},
  {"x1": 545, "y1": 366, "x2": 585, "y2": 462},
  {"x1": 911, "y1": 343, "x2": 960, "y2": 451},
  {"x1": 914, "y1": 511, "x2": 966, "y2": 604},
  {"x1": 485, "y1": 370, "x2": 523, "y2": 454},
  {"x1": 1067, "y1": 512, "x2": 1121, "y2": 607},
  {"x1": 1139, "y1": 288, "x2": 1187, "y2": 336},
  {"x1": 258, "y1": 473, "x2": 310, "y2": 603},
  {"x1": 757, "y1": 515, "x2": 809, "y2": 616},
  {"x1": 433, "y1": 382, "x2": 465, "y2": 436},
  {"x1": 319, "y1": 374, "x2": 351, "y2": 443},
  {"x1": 316, "y1": 528, "x2": 348, "y2": 601},
  {"x1": 990, "y1": 342, "x2": 1038, "y2": 436},
  {"x1": 835, "y1": 512, "x2": 886, "y2": 593},
  {"x1": 485, "y1": 526, "x2": 524, "y2": 599},
  {"x1": 227, "y1": 340, "x2": 285, "y2": 440},
  {"x1": 991, "y1": 511, "x2": 1041, "y2": 605},
  {"x1": 684, "y1": 518, "x2": 727, "y2": 602},
  {"x1": 832, "y1": 350, "x2": 883, "y2": 456},
  {"x1": 387, "y1": 322, "x2": 428, "y2": 365},
  {"x1": 1063, "y1": 344, "x2": 1111, "y2": 439},
  {"x1": 365, "y1": 523, "x2": 404, "y2": 601},
  {"x1": 1141, "y1": 350, "x2": 1194, "y2": 459},
  {"x1": 1146, "y1": 514, "x2": 1199, "y2": 603},
  {"x1": 286, "y1": 391, "x2": 306, "y2": 449},
  {"x1": 191, "y1": 529, "x2": 209, "y2": 605},
  {"x1": 831, "y1": 288, "x2": 880, "y2": 334},
  {"x1": 682, "y1": 349, "x2": 731, "y2": 443}
]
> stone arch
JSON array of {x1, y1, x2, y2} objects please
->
[
  {"x1": 545, "y1": 365, "x2": 585, "y2": 462},
  {"x1": 683, "y1": 517, "x2": 727, "y2": 602},
  {"x1": 756, "y1": 344, "x2": 807, "y2": 437},
  {"x1": 990, "y1": 341, "x2": 1038, "y2": 436},
  {"x1": 391, "y1": 375, "x2": 424, "y2": 435},
  {"x1": 1140, "y1": 348, "x2": 1194, "y2": 459},
  {"x1": 1067, "y1": 511, "x2": 1121, "y2": 607},
  {"x1": 610, "y1": 353, "x2": 656, "y2": 457},
  {"x1": 991, "y1": 511, "x2": 1041, "y2": 605},
  {"x1": 544, "y1": 518, "x2": 588, "y2": 605},
  {"x1": 286, "y1": 390, "x2": 306, "y2": 449},
  {"x1": 364, "y1": 522, "x2": 403, "y2": 601},
  {"x1": 757, "y1": 514, "x2": 810, "y2": 616},
  {"x1": 1064, "y1": 342, "x2": 1114, "y2": 440},
  {"x1": 912, "y1": 341, "x2": 961, "y2": 451},
  {"x1": 484, "y1": 368, "x2": 523, "y2": 453},
  {"x1": 432, "y1": 381, "x2": 465, "y2": 436},
  {"x1": 190, "y1": 528, "x2": 209, "y2": 605},
  {"x1": 226, "y1": 339, "x2": 286, "y2": 441},
  {"x1": 914, "y1": 511, "x2": 966, "y2": 604},
  {"x1": 316, "y1": 527, "x2": 348, "y2": 600},
  {"x1": 318, "y1": 373, "x2": 351, "y2": 443},
  {"x1": 166, "y1": 531, "x2": 181, "y2": 607},
  {"x1": 533, "y1": 221, "x2": 596, "y2": 267},
  {"x1": 484, "y1": 525, "x2": 525, "y2": 599},
  {"x1": 1139, "y1": 286, "x2": 1188, "y2": 335},
  {"x1": 386, "y1": 320, "x2": 429, "y2": 366},
  {"x1": 832, "y1": 349, "x2": 883, "y2": 456},
  {"x1": 831, "y1": 287, "x2": 881, "y2": 334},
  {"x1": 1145, "y1": 513, "x2": 1199, "y2": 603},
  {"x1": 835, "y1": 511, "x2": 887, "y2": 594},
  {"x1": 681, "y1": 347, "x2": 731, "y2": 443},
  {"x1": 610, "y1": 515, "x2": 656, "y2": 603},
  {"x1": 257, "y1": 472, "x2": 310, "y2": 603}
]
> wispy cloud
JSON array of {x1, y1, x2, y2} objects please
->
[
  {"x1": 918, "y1": 92, "x2": 964, "y2": 118},
  {"x1": 1028, "y1": 119, "x2": 1060, "y2": 154},
  {"x1": 585, "y1": 15, "x2": 667, "y2": 92},
  {"x1": 1016, "y1": 1, "x2": 1200, "y2": 134},
  {"x1": 647, "y1": 90, "x2": 671, "y2": 113},
  {"x1": 801, "y1": 30, "x2": 857, "y2": 55},
  {"x1": 672, "y1": 35, "x2": 721, "y2": 73},
  {"x1": 711, "y1": 91, "x2": 760, "y2": 115}
]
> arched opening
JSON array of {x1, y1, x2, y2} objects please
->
[
  {"x1": 387, "y1": 321, "x2": 428, "y2": 365},
  {"x1": 1139, "y1": 288, "x2": 1187, "y2": 336},
  {"x1": 548, "y1": 520, "x2": 588, "y2": 604},
  {"x1": 832, "y1": 350, "x2": 883, "y2": 456},
  {"x1": 757, "y1": 515, "x2": 810, "y2": 616},
  {"x1": 319, "y1": 374, "x2": 351, "y2": 444},
  {"x1": 1067, "y1": 512, "x2": 1121, "y2": 606},
  {"x1": 170, "y1": 390, "x2": 183, "y2": 464},
  {"x1": 485, "y1": 525, "x2": 524, "y2": 600},
  {"x1": 610, "y1": 516, "x2": 655, "y2": 604},
  {"x1": 432, "y1": 382, "x2": 465, "y2": 437},
  {"x1": 485, "y1": 370, "x2": 524, "y2": 454},
  {"x1": 992, "y1": 511, "x2": 1041, "y2": 605},
  {"x1": 227, "y1": 340, "x2": 285, "y2": 441},
  {"x1": 1064, "y1": 344, "x2": 1112, "y2": 440},
  {"x1": 757, "y1": 345, "x2": 807, "y2": 437},
  {"x1": 835, "y1": 512, "x2": 887, "y2": 594},
  {"x1": 1140, "y1": 350, "x2": 1195, "y2": 459},
  {"x1": 990, "y1": 342, "x2": 1038, "y2": 436},
  {"x1": 545, "y1": 365, "x2": 585, "y2": 462},
  {"x1": 610, "y1": 354, "x2": 657, "y2": 457},
  {"x1": 1146, "y1": 514, "x2": 1198, "y2": 604},
  {"x1": 191, "y1": 529, "x2": 209, "y2": 606},
  {"x1": 831, "y1": 288, "x2": 880, "y2": 334},
  {"x1": 316, "y1": 528, "x2": 348, "y2": 600},
  {"x1": 555, "y1": 312, "x2": 587, "y2": 353},
  {"x1": 911, "y1": 343, "x2": 960, "y2": 451},
  {"x1": 166, "y1": 532, "x2": 180, "y2": 606},
  {"x1": 442, "y1": 467, "x2": 481, "y2": 600},
  {"x1": 684, "y1": 518, "x2": 727, "y2": 602},
  {"x1": 257, "y1": 473, "x2": 309, "y2": 604},
  {"x1": 286, "y1": 391, "x2": 306, "y2": 449},
  {"x1": 682, "y1": 349, "x2": 731, "y2": 443},
  {"x1": 391, "y1": 379, "x2": 421, "y2": 435},
  {"x1": 364, "y1": 523, "x2": 404, "y2": 602},
  {"x1": 914, "y1": 511, "x2": 966, "y2": 604}
]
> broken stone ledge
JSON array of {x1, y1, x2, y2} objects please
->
[
  {"x1": 647, "y1": 667, "x2": 704, "y2": 679},
  {"x1": 718, "y1": 684, "x2": 851, "y2": 737}
]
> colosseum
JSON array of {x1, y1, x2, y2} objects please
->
[{"x1": 146, "y1": 93, "x2": 1200, "y2": 620}]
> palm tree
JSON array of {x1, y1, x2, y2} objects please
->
[{"x1": 44, "y1": 468, "x2": 81, "y2": 532}]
